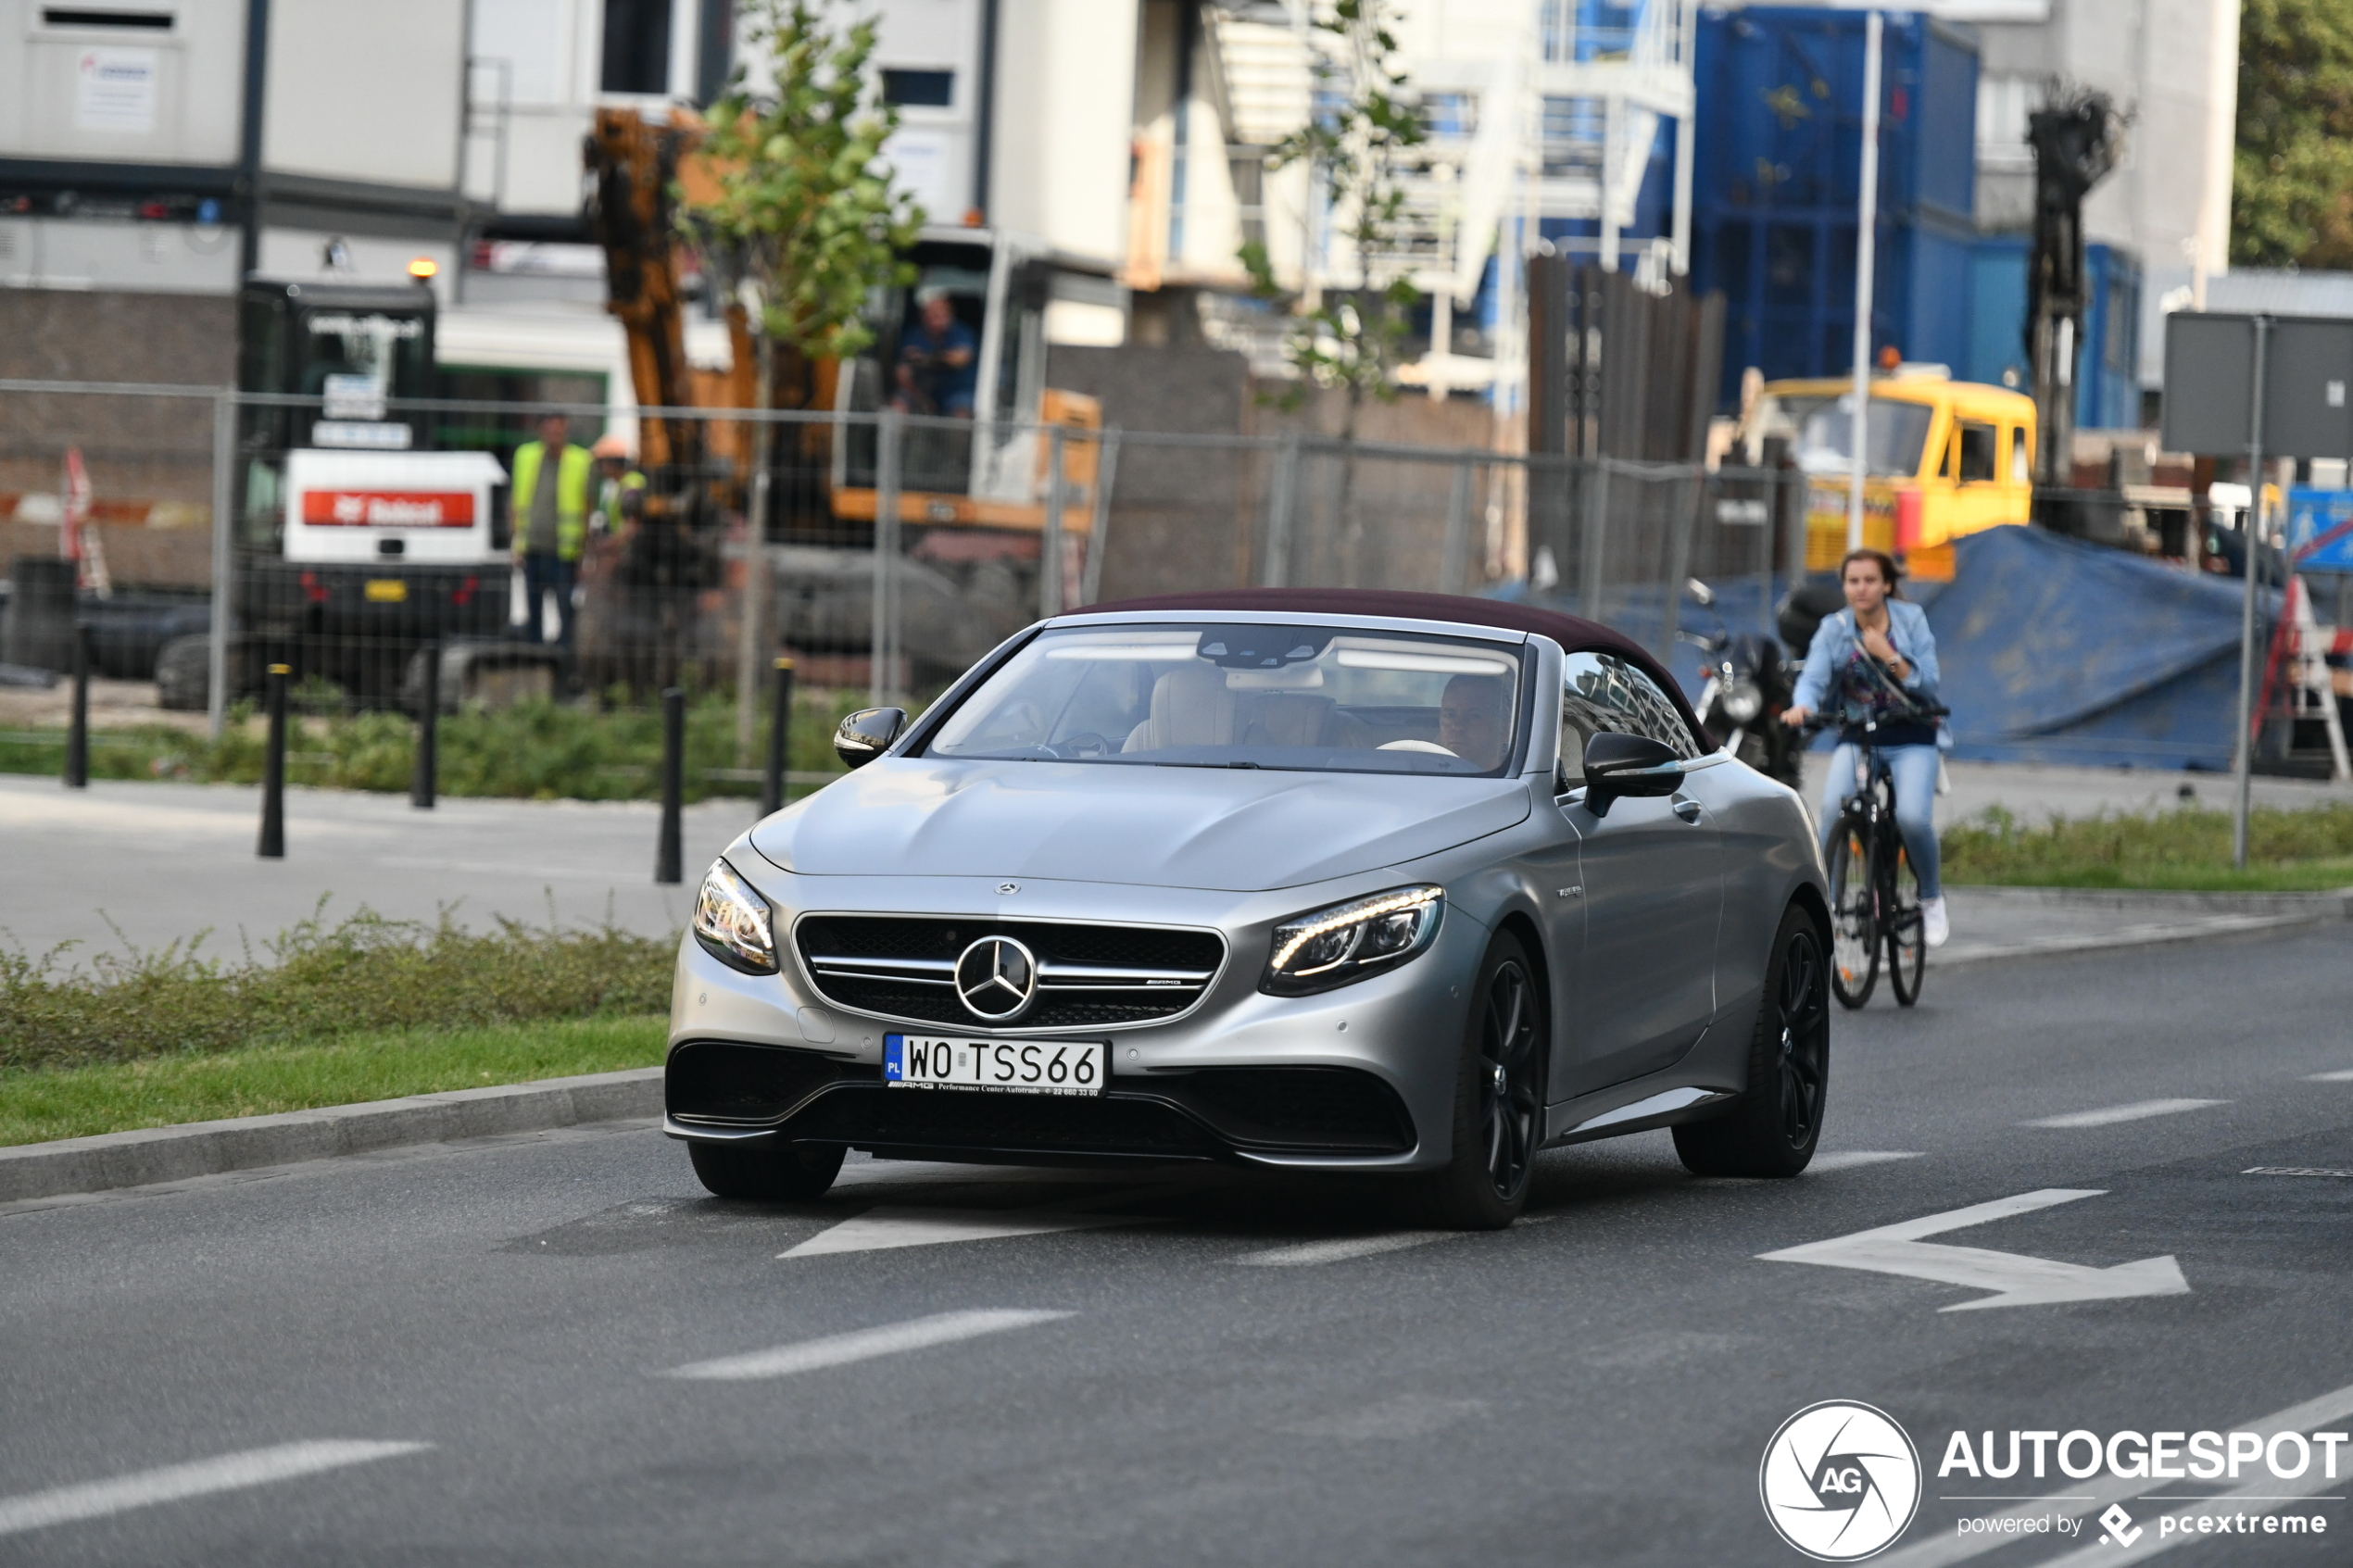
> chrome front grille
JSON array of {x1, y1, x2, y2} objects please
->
[{"x1": 794, "y1": 915, "x2": 1226, "y2": 1031}]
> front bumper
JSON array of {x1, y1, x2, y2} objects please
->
[{"x1": 663, "y1": 867, "x2": 1489, "y2": 1172}]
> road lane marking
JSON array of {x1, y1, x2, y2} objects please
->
[
  {"x1": 777, "y1": 1205, "x2": 1146, "y2": 1259},
  {"x1": 1756, "y1": 1188, "x2": 2190, "y2": 1311},
  {"x1": 0, "y1": 1441, "x2": 431, "y2": 1538},
  {"x1": 2023, "y1": 1098, "x2": 2228, "y2": 1129},
  {"x1": 661, "y1": 1309, "x2": 1074, "y2": 1381},
  {"x1": 1233, "y1": 1231, "x2": 1457, "y2": 1266},
  {"x1": 1875, "y1": 1378, "x2": 2353, "y2": 1568},
  {"x1": 1809, "y1": 1151, "x2": 1926, "y2": 1172},
  {"x1": 2244, "y1": 1165, "x2": 2353, "y2": 1179},
  {"x1": 2308, "y1": 1069, "x2": 2353, "y2": 1082}
]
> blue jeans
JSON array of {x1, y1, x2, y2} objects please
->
[
  {"x1": 1818, "y1": 741, "x2": 1941, "y2": 899},
  {"x1": 522, "y1": 553, "x2": 576, "y2": 647}
]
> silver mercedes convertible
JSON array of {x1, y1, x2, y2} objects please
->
[{"x1": 666, "y1": 590, "x2": 1831, "y2": 1228}]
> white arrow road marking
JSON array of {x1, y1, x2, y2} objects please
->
[
  {"x1": 1807, "y1": 1151, "x2": 1926, "y2": 1172},
  {"x1": 0, "y1": 1441, "x2": 432, "y2": 1538},
  {"x1": 662, "y1": 1309, "x2": 1074, "y2": 1381},
  {"x1": 2024, "y1": 1098, "x2": 2228, "y2": 1129},
  {"x1": 1875, "y1": 1376, "x2": 2353, "y2": 1568},
  {"x1": 777, "y1": 1205, "x2": 1148, "y2": 1259},
  {"x1": 1756, "y1": 1189, "x2": 2190, "y2": 1311}
]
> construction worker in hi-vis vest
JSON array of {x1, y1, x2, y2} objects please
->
[{"x1": 510, "y1": 412, "x2": 594, "y2": 647}]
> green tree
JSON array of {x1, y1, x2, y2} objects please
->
[
  {"x1": 682, "y1": 0, "x2": 923, "y2": 752},
  {"x1": 1239, "y1": 0, "x2": 1427, "y2": 583},
  {"x1": 2233, "y1": 0, "x2": 2353, "y2": 266}
]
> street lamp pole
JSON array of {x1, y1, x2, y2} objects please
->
[
  {"x1": 2233, "y1": 314, "x2": 2271, "y2": 870},
  {"x1": 1846, "y1": 9, "x2": 1883, "y2": 552}
]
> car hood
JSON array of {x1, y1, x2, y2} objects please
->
[{"x1": 748, "y1": 759, "x2": 1532, "y2": 892}]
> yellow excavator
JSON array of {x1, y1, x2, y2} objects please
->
[{"x1": 584, "y1": 107, "x2": 1101, "y2": 541}]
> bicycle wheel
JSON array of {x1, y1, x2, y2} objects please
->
[
  {"x1": 1885, "y1": 837, "x2": 1926, "y2": 1008},
  {"x1": 1825, "y1": 817, "x2": 1880, "y2": 1009}
]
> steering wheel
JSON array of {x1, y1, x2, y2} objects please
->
[{"x1": 1056, "y1": 733, "x2": 1112, "y2": 759}]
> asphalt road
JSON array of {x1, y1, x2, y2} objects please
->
[{"x1": 5, "y1": 931, "x2": 2351, "y2": 1566}]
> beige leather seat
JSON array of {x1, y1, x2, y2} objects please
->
[
  {"x1": 1243, "y1": 693, "x2": 1370, "y2": 750},
  {"x1": 1122, "y1": 664, "x2": 1239, "y2": 752}
]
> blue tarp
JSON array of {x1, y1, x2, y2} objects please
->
[
  {"x1": 1501, "y1": 525, "x2": 2271, "y2": 771},
  {"x1": 1927, "y1": 526, "x2": 2271, "y2": 770}
]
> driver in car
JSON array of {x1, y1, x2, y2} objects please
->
[{"x1": 1437, "y1": 674, "x2": 1509, "y2": 770}]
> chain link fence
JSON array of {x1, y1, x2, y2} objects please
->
[{"x1": 1, "y1": 377, "x2": 1816, "y2": 788}]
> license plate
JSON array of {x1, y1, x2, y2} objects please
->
[
  {"x1": 364, "y1": 578, "x2": 409, "y2": 603},
  {"x1": 884, "y1": 1035, "x2": 1106, "y2": 1097}
]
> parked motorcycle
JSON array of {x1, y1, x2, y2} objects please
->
[{"x1": 1681, "y1": 579, "x2": 1805, "y2": 788}]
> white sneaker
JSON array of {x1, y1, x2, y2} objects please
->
[{"x1": 1921, "y1": 896, "x2": 1949, "y2": 949}]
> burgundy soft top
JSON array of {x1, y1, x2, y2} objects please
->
[{"x1": 1073, "y1": 587, "x2": 1705, "y2": 740}]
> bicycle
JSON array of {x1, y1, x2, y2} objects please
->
[{"x1": 1809, "y1": 705, "x2": 1945, "y2": 1010}]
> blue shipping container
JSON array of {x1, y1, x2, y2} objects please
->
[
  {"x1": 1963, "y1": 237, "x2": 2143, "y2": 430},
  {"x1": 1691, "y1": 6, "x2": 1980, "y2": 409}
]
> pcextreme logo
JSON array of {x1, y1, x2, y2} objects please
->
[{"x1": 1760, "y1": 1400, "x2": 1924, "y2": 1561}]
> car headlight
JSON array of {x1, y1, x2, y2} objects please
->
[
  {"x1": 692, "y1": 859, "x2": 777, "y2": 974},
  {"x1": 1721, "y1": 679, "x2": 1763, "y2": 725},
  {"x1": 1262, "y1": 884, "x2": 1444, "y2": 996}
]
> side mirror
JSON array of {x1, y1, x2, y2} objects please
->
[
  {"x1": 834, "y1": 707, "x2": 907, "y2": 769},
  {"x1": 1581, "y1": 731, "x2": 1684, "y2": 818}
]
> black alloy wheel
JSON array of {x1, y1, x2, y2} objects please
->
[
  {"x1": 1672, "y1": 905, "x2": 1831, "y2": 1177},
  {"x1": 1886, "y1": 846, "x2": 1926, "y2": 1008},
  {"x1": 1421, "y1": 932, "x2": 1546, "y2": 1229},
  {"x1": 1826, "y1": 820, "x2": 1879, "y2": 1010}
]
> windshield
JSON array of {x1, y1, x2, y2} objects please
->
[
  {"x1": 925, "y1": 623, "x2": 1526, "y2": 776},
  {"x1": 1782, "y1": 395, "x2": 1936, "y2": 479}
]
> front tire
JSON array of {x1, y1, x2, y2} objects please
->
[
  {"x1": 688, "y1": 1140, "x2": 844, "y2": 1200},
  {"x1": 1672, "y1": 905, "x2": 1829, "y2": 1177},
  {"x1": 1416, "y1": 932, "x2": 1546, "y2": 1230},
  {"x1": 1826, "y1": 820, "x2": 1879, "y2": 1009}
]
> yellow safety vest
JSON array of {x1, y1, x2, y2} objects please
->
[{"x1": 510, "y1": 441, "x2": 596, "y2": 559}]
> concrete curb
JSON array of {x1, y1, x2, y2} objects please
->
[
  {"x1": 0, "y1": 1067, "x2": 662, "y2": 1205},
  {"x1": 1936, "y1": 909, "x2": 2337, "y2": 969},
  {"x1": 1952, "y1": 885, "x2": 2353, "y2": 916}
]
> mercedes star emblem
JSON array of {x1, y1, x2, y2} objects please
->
[{"x1": 954, "y1": 935, "x2": 1038, "y2": 1022}]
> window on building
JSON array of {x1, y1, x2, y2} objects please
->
[
  {"x1": 882, "y1": 69, "x2": 954, "y2": 107},
  {"x1": 601, "y1": 0, "x2": 672, "y2": 95},
  {"x1": 1423, "y1": 92, "x2": 1478, "y2": 137},
  {"x1": 1957, "y1": 420, "x2": 1997, "y2": 483}
]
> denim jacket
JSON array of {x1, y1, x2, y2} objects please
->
[{"x1": 1792, "y1": 598, "x2": 1940, "y2": 716}]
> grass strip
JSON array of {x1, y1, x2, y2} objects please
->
[
  {"x1": 1943, "y1": 802, "x2": 2353, "y2": 892},
  {"x1": 1, "y1": 907, "x2": 676, "y2": 1075},
  {"x1": 0, "y1": 1015, "x2": 667, "y2": 1147}
]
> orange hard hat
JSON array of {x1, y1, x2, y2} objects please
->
[{"x1": 591, "y1": 434, "x2": 631, "y2": 459}]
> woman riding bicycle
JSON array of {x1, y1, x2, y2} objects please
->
[{"x1": 1781, "y1": 548, "x2": 1948, "y2": 948}]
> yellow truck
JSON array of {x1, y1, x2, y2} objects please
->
[{"x1": 1746, "y1": 371, "x2": 2037, "y2": 581}]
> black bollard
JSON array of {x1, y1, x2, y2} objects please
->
[
  {"x1": 64, "y1": 622, "x2": 90, "y2": 789},
  {"x1": 656, "y1": 685, "x2": 684, "y2": 884},
  {"x1": 411, "y1": 641, "x2": 439, "y2": 809},
  {"x1": 761, "y1": 655, "x2": 795, "y2": 816},
  {"x1": 259, "y1": 661, "x2": 289, "y2": 859}
]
